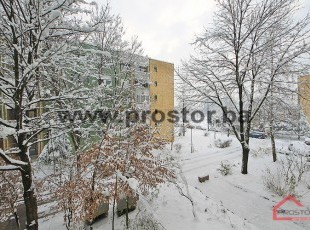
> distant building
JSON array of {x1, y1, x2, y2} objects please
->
[
  {"x1": 149, "y1": 59, "x2": 174, "y2": 142},
  {"x1": 299, "y1": 75, "x2": 310, "y2": 123},
  {"x1": 133, "y1": 57, "x2": 174, "y2": 142}
]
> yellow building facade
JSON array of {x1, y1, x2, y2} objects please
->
[
  {"x1": 149, "y1": 59, "x2": 174, "y2": 142},
  {"x1": 299, "y1": 75, "x2": 310, "y2": 123}
]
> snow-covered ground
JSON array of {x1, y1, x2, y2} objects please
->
[
  {"x1": 39, "y1": 129, "x2": 310, "y2": 230},
  {"x1": 176, "y1": 130, "x2": 310, "y2": 230}
]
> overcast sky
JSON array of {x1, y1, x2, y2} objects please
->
[{"x1": 107, "y1": 0, "x2": 310, "y2": 67}]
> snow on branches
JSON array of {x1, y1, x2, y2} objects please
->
[{"x1": 50, "y1": 124, "x2": 176, "y2": 226}]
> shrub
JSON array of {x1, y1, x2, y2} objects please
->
[
  {"x1": 262, "y1": 167, "x2": 297, "y2": 197},
  {"x1": 126, "y1": 210, "x2": 165, "y2": 230},
  {"x1": 214, "y1": 138, "x2": 232, "y2": 148},
  {"x1": 174, "y1": 144, "x2": 182, "y2": 154},
  {"x1": 217, "y1": 161, "x2": 233, "y2": 176},
  {"x1": 262, "y1": 155, "x2": 308, "y2": 196}
]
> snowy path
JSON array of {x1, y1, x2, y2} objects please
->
[{"x1": 181, "y1": 146, "x2": 241, "y2": 173}]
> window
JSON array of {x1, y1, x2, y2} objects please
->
[
  {"x1": 8, "y1": 135, "x2": 17, "y2": 148},
  {"x1": 29, "y1": 142, "x2": 38, "y2": 156},
  {"x1": 0, "y1": 138, "x2": 3, "y2": 149},
  {"x1": 154, "y1": 81, "x2": 158, "y2": 86},
  {"x1": 7, "y1": 109, "x2": 16, "y2": 120},
  {"x1": 106, "y1": 80, "x2": 112, "y2": 86},
  {"x1": 154, "y1": 95, "x2": 158, "y2": 100},
  {"x1": 26, "y1": 109, "x2": 37, "y2": 118},
  {"x1": 137, "y1": 94, "x2": 149, "y2": 103},
  {"x1": 154, "y1": 66, "x2": 158, "y2": 72}
]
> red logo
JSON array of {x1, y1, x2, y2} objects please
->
[{"x1": 273, "y1": 195, "x2": 310, "y2": 221}]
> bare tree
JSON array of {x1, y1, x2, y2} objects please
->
[
  {"x1": 180, "y1": 0, "x2": 310, "y2": 174},
  {"x1": 257, "y1": 83, "x2": 300, "y2": 162}
]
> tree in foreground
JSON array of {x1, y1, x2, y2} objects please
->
[
  {"x1": 180, "y1": 0, "x2": 310, "y2": 174},
  {"x1": 50, "y1": 124, "x2": 175, "y2": 229},
  {"x1": 0, "y1": 0, "x2": 110, "y2": 228}
]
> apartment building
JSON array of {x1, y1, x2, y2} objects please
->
[
  {"x1": 149, "y1": 59, "x2": 174, "y2": 142},
  {"x1": 102, "y1": 55, "x2": 175, "y2": 142},
  {"x1": 0, "y1": 54, "x2": 175, "y2": 157}
]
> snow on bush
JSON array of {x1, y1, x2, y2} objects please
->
[
  {"x1": 174, "y1": 143, "x2": 182, "y2": 153},
  {"x1": 263, "y1": 167, "x2": 296, "y2": 197},
  {"x1": 251, "y1": 147, "x2": 270, "y2": 158},
  {"x1": 217, "y1": 161, "x2": 233, "y2": 176},
  {"x1": 38, "y1": 131, "x2": 72, "y2": 163},
  {"x1": 125, "y1": 209, "x2": 165, "y2": 230},
  {"x1": 51, "y1": 124, "x2": 176, "y2": 227},
  {"x1": 214, "y1": 137, "x2": 232, "y2": 148},
  {"x1": 262, "y1": 155, "x2": 309, "y2": 196}
]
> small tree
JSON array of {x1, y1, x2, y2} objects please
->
[
  {"x1": 0, "y1": 1, "x2": 121, "y2": 228},
  {"x1": 0, "y1": 164, "x2": 23, "y2": 229},
  {"x1": 55, "y1": 124, "x2": 176, "y2": 228}
]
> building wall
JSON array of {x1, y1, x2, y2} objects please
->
[
  {"x1": 0, "y1": 100, "x2": 45, "y2": 156},
  {"x1": 149, "y1": 59, "x2": 174, "y2": 142},
  {"x1": 299, "y1": 75, "x2": 310, "y2": 123}
]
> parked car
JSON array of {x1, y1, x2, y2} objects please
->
[{"x1": 249, "y1": 131, "x2": 266, "y2": 139}]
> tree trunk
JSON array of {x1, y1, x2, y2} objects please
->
[
  {"x1": 19, "y1": 143, "x2": 38, "y2": 230},
  {"x1": 21, "y1": 168, "x2": 38, "y2": 230},
  {"x1": 112, "y1": 176, "x2": 118, "y2": 230},
  {"x1": 270, "y1": 129, "x2": 276, "y2": 162},
  {"x1": 241, "y1": 147, "x2": 249, "y2": 174},
  {"x1": 269, "y1": 91, "x2": 277, "y2": 162}
]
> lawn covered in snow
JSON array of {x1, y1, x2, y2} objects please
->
[{"x1": 39, "y1": 128, "x2": 310, "y2": 230}]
